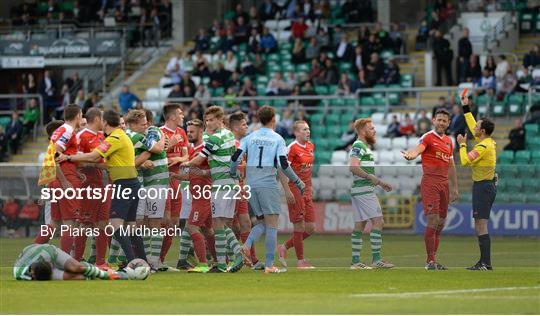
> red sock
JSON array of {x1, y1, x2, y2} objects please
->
[
  {"x1": 424, "y1": 227, "x2": 437, "y2": 263},
  {"x1": 302, "y1": 232, "x2": 311, "y2": 239},
  {"x1": 191, "y1": 231, "x2": 207, "y2": 263},
  {"x1": 240, "y1": 231, "x2": 249, "y2": 243},
  {"x1": 73, "y1": 235, "x2": 87, "y2": 261},
  {"x1": 293, "y1": 231, "x2": 304, "y2": 260},
  {"x1": 284, "y1": 235, "x2": 294, "y2": 249},
  {"x1": 60, "y1": 230, "x2": 74, "y2": 254},
  {"x1": 205, "y1": 235, "x2": 217, "y2": 261},
  {"x1": 434, "y1": 228, "x2": 443, "y2": 255},
  {"x1": 95, "y1": 229, "x2": 108, "y2": 265},
  {"x1": 34, "y1": 224, "x2": 54, "y2": 244},
  {"x1": 159, "y1": 234, "x2": 173, "y2": 263}
]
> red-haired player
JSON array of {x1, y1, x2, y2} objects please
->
[
  {"x1": 278, "y1": 120, "x2": 316, "y2": 269},
  {"x1": 401, "y1": 109, "x2": 459, "y2": 270},
  {"x1": 159, "y1": 103, "x2": 188, "y2": 269}
]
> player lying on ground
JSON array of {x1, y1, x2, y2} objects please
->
[
  {"x1": 14, "y1": 244, "x2": 126, "y2": 281},
  {"x1": 401, "y1": 109, "x2": 459, "y2": 270},
  {"x1": 349, "y1": 118, "x2": 394, "y2": 269}
]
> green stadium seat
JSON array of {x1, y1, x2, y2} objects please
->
[
  {"x1": 514, "y1": 150, "x2": 531, "y2": 165},
  {"x1": 520, "y1": 12, "x2": 534, "y2": 32},
  {"x1": 522, "y1": 178, "x2": 540, "y2": 194},
  {"x1": 272, "y1": 99, "x2": 287, "y2": 108},
  {"x1": 525, "y1": 94, "x2": 540, "y2": 111},
  {"x1": 525, "y1": 136, "x2": 540, "y2": 148},
  {"x1": 61, "y1": 1, "x2": 75, "y2": 11},
  {"x1": 460, "y1": 192, "x2": 472, "y2": 203},
  {"x1": 516, "y1": 165, "x2": 530, "y2": 178},
  {"x1": 212, "y1": 87, "x2": 225, "y2": 97},
  {"x1": 282, "y1": 63, "x2": 295, "y2": 72},
  {"x1": 267, "y1": 64, "x2": 282, "y2": 73},
  {"x1": 0, "y1": 116, "x2": 10, "y2": 128},
  {"x1": 496, "y1": 164, "x2": 518, "y2": 178},
  {"x1": 266, "y1": 54, "x2": 280, "y2": 62},
  {"x1": 315, "y1": 86, "x2": 329, "y2": 95},
  {"x1": 510, "y1": 193, "x2": 528, "y2": 203},
  {"x1": 328, "y1": 85, "x2": 338, "y2": 94},
  {"x1": 280, "y1": 52, "x2": 292, "y2": 61},
  {"x1": 37, "y1": 2, "x2": 49, "y2": 14},
  {"x1": 380, "y1": 50, "x2": 394, "y2": 61},
  {"x1": 507, "y1": 94, "x2": 524, "y2": 115},
  {"x1": 341, "y1": 110, "x2": 356, "y2": 121},
  {"x1": 311, "y1": 125, "x2": 326, "y2": 136},
  {"x1": 345, "y1": 98, "x2": 358, "y2": 106},
  {"x1": 478, "y1": 104, "x2": 488, "y2": 117},
  {"x1": 360, "y1": 97, "x2": 375, "y2": 106},
  {"x1": 315, "y1": 139, "x2": 330, "y2": 150},
  {"x1": 526, "y1": 193, "x2": 540, "y2": 204},
  {"x1": 328, "y1": 138, "x2": 342, "y2": 149},
  {"x1": 497, "y1": 151, "x2": 514, "y2": 164},
  {"x1": 524, "y1": 124, "x2": 540, "y2": 136},
  {"x1": 310, "y1": 113, "x2": 324, "y2": 124},
  {"x1": 400, "y1": 74, "x2": 414, "y2": 88},
  {"x1": 474, "y1": 94, "x2": 492, "y2": 105},
  {"x1": 492, "y1": 100, "x2": 506, "y2": 116},
  {"x1": 295, "y1": 63, "x2": 310, "y2": 72},
  {"x1": 332, "y1": 99, "x2": 346, "y2": 106},
  {"x1": 257, "y1": 76, "x2": 269, "y2": 84},
  {"x1": 339, "y1": 62, "x2": 352, "y2": 72},
  {"x1": 326, "y1": 114, "x2": 340, "y2": 125},
  {"x1": 530, "y1": 151, "x2": 540, "y2": 164},
  {"x1": 281, "y1": 42, "x2": 293, "y2": 51},
  {"x1": 285, "y1": 138, "x2": 294, "y2": 145},
  {"x1": 506, "y1": 179, "x2": 523, "y2": 193},
  {"x1": 495, "y1": 192, "x2": 511, "y2": 203}
]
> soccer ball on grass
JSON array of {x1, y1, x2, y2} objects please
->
[{"x1": 125, "y1": 259, "x2": 150, "y2": 280}]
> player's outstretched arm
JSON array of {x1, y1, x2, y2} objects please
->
[
  {"x1": 460, "y1": 89, "x2": 480, "y2": 142},
  {"x1": 278, "y1": 155, "x2": 305, "y2": 194},
  {"x1": 55, "y1": 151, "x2": 101, "y2": 164},
  {"x1": 400, "y1": 144, "x2": 425, "y2": 161},
  {"x1": 349, "y1": 156, "x2": 392, "y2": 192},
  {"x1": 230, "y1": 148, "x2": 244, "y2": 177},
  {"x1": 135, "y1": 151, "x2": 152, "y2": 168}
]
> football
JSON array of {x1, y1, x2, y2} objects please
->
[{"x1": 125, "y1": 259, "x2": 150, "y2": 280}]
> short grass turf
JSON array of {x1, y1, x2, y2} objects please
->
[{"x1": 1, "y1": 235, "x2": 539, "y2": 314}]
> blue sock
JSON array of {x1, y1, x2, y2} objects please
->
[
  {"x1": 265, "y1": 227, "x2": 278, "y2": 268},
  {"x1": 245, "y1": 223, "x2": 266, "y2": 248}
]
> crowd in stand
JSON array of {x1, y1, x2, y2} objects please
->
[
  {"x1": 0, "y1": 197, "x2": 42, "y2": 238},
  {"x1": 9, "y1": 0, "x2": 172, "y2": 47}
]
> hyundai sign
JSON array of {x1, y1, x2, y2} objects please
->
[{"x1": 415, "y1": 203, "x2": 540, "y2": 236}]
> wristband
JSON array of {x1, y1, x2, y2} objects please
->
[{"x1": 67, "y1": 155, "x2": 71, "y2": 162}]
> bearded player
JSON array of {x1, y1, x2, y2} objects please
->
[
  {"x1": 349, "y1": 118, "x2": 394, "y2": 269},
  {"x1": 278, "y1": 120, "x2": 316, "y2": 269},
  {"x1": 159, "y1": 103, "x2": 189, "y2": 269},
  {"x1": 401, "y1": 109, "x2": 459, "y2": 270}
]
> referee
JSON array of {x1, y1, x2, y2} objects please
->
[{"x1": 457, "y1": 95, "x2": 497, "y2": 270}]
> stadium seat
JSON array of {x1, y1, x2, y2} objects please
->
[
  {"x1": 333, "y1": 164, "x2": 350, "y2": 177},
  {"x1": 506, "y1": 178, "x2": 523, "y2": 193},
  {"x1": 497, "y1": 151, "x2": 514, "y2": 164},
  {"x1": 372, "y1": 151, "x2": 379, "y2": 164},
  {"x1": 507, "y1": 94, "x2": 524, "y2": 115},
  {"x1": 326, "y1": 114, "x2": 340, "y2": 125},
  {"x1": 143, "y1": 101, "x2": 163, "y2": 112},
  {"x1": 496, "y1": 165, "x2": 518, "y2": 178},
  {"x1": 318, "y1": 164, "x2": 335, "y2": 177},
  {"x1": 311, "y1": 125, "x2": 326, "y2": 136},
  {"x1": 296, "y1": 63, "x2": 310, "y2": 72},
  {"x1": 319, "y1": 177, "x2": 337, "y2": 191},
  {"x1": 524, "y1": 124, "x2": 539, "y2": 136},
  {"x1": 407, "y1": 137, "x2": 420, "y2": 147},
  {"x1": 392, "y1": 137, "x2": 408, "y2": 150},
  {"x1": 380, "y1": 165, "x2": 398, "y2": 178},
  {"x1": 315, "y1": 85, "x2": 329, "y2": 95},
  {"x1": 371, "y1": 112, "x2": 385, "y2": 125},
  {"x1": 531, "y1": 151, "x2": 540, "y2": 164},
  {"x1": 360, "y1": 97, "x2": 375, "y2": 106},
  {"x1": 318, "y1": 189, "x2": 335, "y2": 201},
  {"x1": 315, "y1": 138, "x2": 330, "y2": 150},
  {"x1": 159, "y1": 77, "x2": 172, "y2": 87},
  {"x1": 145, "y1": 88, "x2": 159, "y2": 100},
  {"x1": 335, "y1": 178, "x2": 352, "y2": 191},
  {"x1": 378, "y1": 151, "x2": 395, "y2": 165},
  {"x1": 375, "y1": 137, "x2": 392, "y2": 150},
  {"x1": 492, "y1": 100, "x2": 506, "y2": 116},
  {"x1": 514, "y1": 151, "x2": 531, "y2": 165},
  {"x1": 400, "y1": 74, "x2": 414, "y2": 88}
]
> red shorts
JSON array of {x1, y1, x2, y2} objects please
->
[
  {"x1": 50, "y1": 174, "x2": 82, "y2": 221},
  {"x1": 420, "y1": 177, "x2": 449, "y2": 218},
  {"x1": 287, "y1": 183, "x2": 315, "y2": 223},
  {"x1": 166, "y1": 178, "x2": 182, "y2": 218},
  {"x1": 79, "y1": 182, "x2": 111, "y2": 224},
  {"x1": 188, "y1": 199, "x2": 212, "y2": 228}
]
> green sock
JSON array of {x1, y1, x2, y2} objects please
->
[
  {"x1": 150, "y1": 235, "x2": 163, "y2": 259},
  {"x1": 108, "y1": 237, "x2": 120, "y2": 263},
  {"x1": 81, "y1": 262, "x2": 109, "y2": 280},
  {"x1": 351, "y1": 231, "x2": 363, "y2": 264},
  {"x1": 215, "y1": 229, "x2": 227, "y2": 269},
  {"x1": 370, "y1": 229, "x2": 382, "y2": 263},
  {"x1": 88, "y1": 236, "x2": 96, "y2": 263},
  {"x1": 225, "y1": 227, "x2": 242, "y2": 261},
  {"x1": 179, "y1": 230, "x2": 192, "y2": 261},
  {"x1": 143, "y1": 236, "x2": 151, "y2": 258}
]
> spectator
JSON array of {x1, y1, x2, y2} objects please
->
[
  {"x1": 23, "y1": 73, "x2": 37, "y2": 94},
  {"x1": 19, "y1": 198, "x2": 40, "y2": 237},
  {"x1": 389, "y1": 23, "x2": 403, "y2": 54},
  {"x1": 523, "y1": 44, "x2": 540, "y2": 69},
  {"x1": 319, "y1": 58, "x2": 339, "y2": 85},
  {"x1": 194, "y1": 28, "x2": 209, "y2": 52},
  {"x1": 168, "y1": 84, "x2": 184, "y2": 99},
  {"x1": 457, "y1": 28, "x2": 473, "y2": 83},
  {"x1": 224, "y1": 87, "x2": 238, "y2": 111},
  {"x1": 416, "y1": 19, "x2": 429, "y2": 50},
  {"x1": 416, "y1": 110, "x2": 431, "y2": 136},
  {"x1": 399, "y1": 113, "x2": 416, "y2": 137},
  {"x1": 308, "y1": 58, "x2": 323, "y2": 82},
  {"x1": 341, "y1": 0, "x2": 361, "y2": 23},
  {"x1": 248, "y1": 28, "x2": 260, "y2": 54},
  {"x1": 224, "y1": 50, "x2": 238, "y2": 73},
  {"x1": 383, "y1": 58, "x2": 400, "y2": 85},
  {"x1": 83, "y1": 92, "x2": 98, "y2": 114},
  {"x1": 252, "y1": 53, "x2": 266, "y2": 75},
  {"x1": 497, "y1": 67, "x2": 517, "y2": 98},
  {"x1": 300, "y1": 81, "x2": 319, "y2": 108},
  {"x1": 211, "y1": 62, "x2": 229, "y2": 87},
  {"x1": 464, "y1": 54, "x2": 481, "y2": 83},
  {"x1": 336, "y1": 120, "x2": 357, "y2": 150},
  {"x1": 351, "y1": 69, "x2": 368, "y2": 91},
  {"x1": 238, "y1": 78, "x2": 257, "y2": 108},
  {"x1": 433, "y1": 30, "x2": 453, "y2": 86},
  {"x1": 248, "y1": 5, "x2": 261, "y2": 30},
  {"x1": 516, "y1": 67, "x2": 533, "y2": 92},
  {"x1": 292, "y1": 38, "x2": 306, "y2": 65},
  {"x1": 226, "y1": 71, "x2": 242, "y2": 92},
  {"x1": 364, "y1": 33, "x2": 381, "y2": 57},
  {"x1": 248, "y1": 114, "x2": 262, "y2": 133},
  {"x1": 432, "y1": 96, "x2": 452, "y2": 117},
  {"x1": 23, "y1": 98, "x2": 40, "y2": 137},
  {"x1": 2, "y1": 197, "x2": 20, "y2": 237},
  {"x1": 495, "y1": 55, "x2": 509, "y2": 80},
  {"x1": 74, "y1": 89, "x2": 85, "y2": 108},
  {"x1": 366, "y1": 52, "x2": 385, "y2": 86},
  {"x1": 234, "y1": 3, "x2": 249, "y2": 23},
  {"x1": 353, "y1": 45, "x2": 364, "y2": 73},
  {"x1": 148, "y1": 8, "x2": 161, "y2": 47},
  {"x1": 258, "y1": 0, "x2": 277, "y2": 21},
  {"x1": 284, "y1": 72, "x2": 298, "y2": 91},
  {"x1": 292, "y1": 16, "x2": 309, "y2": 39},
  {"x1": 385, "y1": 114, "x2": 401, "y2": 138},
  {"x1": 260, "y1": 27, "x2": 278, "y2": 53},
  {"x1": 374, "y1": 22, "x2": 392, "y2": 51},
  {"x1": 477, "y1": 69, "x2": 496, "y2": 93},
  {"x1": 179, "y1": 72, "x2": 196, "y2": 92},
  {"x1": 0, "y1": 127, "x2": 7, "y2": 161},
  {"x1": 181, "y1": 52, "x2": 195, "y2": 73},
  {"x1": 40, "y1": 69, "x2": 57, "y2": 122},
  {"x1": 211, "y1": 50, "x2": 226, "y2": 70},
  {"x1": 57, "y1": 84, "x2": 70, "y2": 119},
  {"x1": 449, "y1": 104, "x2": 465, "y2": 142},
  {"x1": 209, "y1": 29, "x2": 225, "y2": 53},
  {"x1": 266, "y1": 72, "x2": 288, "y2": 96},
  {"x1": 276, "y1": 109, "x2": 294, "y2": 138},
  {"x1": 65, "y1": 72, "x2": 82, "y2": 96},
  {"x1": 247, "y1": 100, "x2": 259, "y2": 122},
  {"x1": 305, "y1": 37, "x2": 320, "y2": 61},
  {"x1": 484, "y1": 55, "x2": 496, "y2": 73},
  {"x1": 240, "y1": 55, "x2": 256, "y2": 76},
  {"x1": 222, "y1": 28, "x2": 236, "y2": 52},
  {"x1": 316, "y1": 28, "x2": 331, "y2": 51},
  {"x1": 118, "y1": 85, "x2": 140, "y2": 114},
  {"x1": 235, "y1": 16, "x2": 249, "y2": 43},
  {"x1": 337, "y1": 73, "x2": 353, "y2": 95},
  {"x1": 335, "y1": 34, "x2": 355, "y2": 63},
  {"x1": 504, "y1": 119, "x2": 525, "y2": 151},
  {"x1": 183, "y1": 85, "x2": 195, "y2": 98},
  {"x1": 193, "y1": 50, "x2": 211, "y2": 77},
  {"x1": 6, "y1": 112, "x2": 23, "y2": 154}
]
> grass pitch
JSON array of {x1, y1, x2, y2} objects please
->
[{"x1": 1, "y1": 235, "x2": 538, "y2": 314}]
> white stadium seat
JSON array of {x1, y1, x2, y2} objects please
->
[
  {"x1": 392, "y1": 137, "x2": 408, "y2": 150},
  {"x1": 372, "y1": 151, "x2": 379, "y2": 164},
  {"x1": 159, "y1": 88, "x2": 172, "y2": 98},
  {"x1": 379, "y1": 165, "x2": 398, "y2": 178},
  {"x1": 143, "y1": 101, "x2": 162, "y2": 111},
  {"x1": 264, "y1": 20, "x2": 279, "y2": 30},
  {"x1": 331, "y1": 150, "x2": 348, "y2": 164},
  {"x1": 145, "y1": 88, "x2": 159, "y2": 100},
  {"x1": 335, "y1": 178, "x2": 352, "y2": 190},
  {"x1": 407, "y1": 137, "x2": 420, "y2": 147},
  {"x1": 378, "y1": 150, "x2": 395, "y2": 165},
  {"x1": 376, "y1": 137, "x2": 392, "y2": 150},
  {"x1": 371, "y1": 112, "x2": 385, "y2": 125},
  {"x1": 532, "y1": 68, "x2": 540, "y2": 79},
  {"x1": 333, "y1": 164, "x2": 350, "y2": 177},
  {"x1": 311, "y1": 178, "x2": 320, "y2": 190},
  {"x1": 159, "y1": 77, "x2": 172, "y2": 87},
  {"x1": 375, "y1": 124, "x2": 387, "y2": 136},
  {"x1": 278, "y1": 20, "x2": 291, "y2": 29},
  {"x1": 191, "y1": 76, "x2": 201, "y2": 86},
  {"x1": 318, "y1": 164, "x2": 335, "y2": 177},
  {"x1": 319, "y1": 177, "x2": 337, "y2": 190}
]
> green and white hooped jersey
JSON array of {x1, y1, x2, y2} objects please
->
[
  {"x1": 142, "y1": 126, "x2": 169, "y2": 187},
  {"x1": 13, "y1": 244, "x2": 58, "y2": 280},
  {"x1": 201, "y1": 128, "x2": 237, "y2": 189},
  {"x1": 349, "y1": 139, "x2": 375, "y2": 196},
  {"x1": 126, "y1": 128, "x2": 146, "y2": 183}
]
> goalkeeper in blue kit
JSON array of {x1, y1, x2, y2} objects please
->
[{"x1": 231, "y1": 106, "x2": 305, "y2": 273}]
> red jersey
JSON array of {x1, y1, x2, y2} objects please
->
[
  {"x1": 77, "y1": 128, "x2": 105, "y2": 185},
  {"x1": 419, "y1": 130, "x2": 454, "y2": 180},
  {"x1": 50, "y1": 123, "x2": 78, "y2": 174},
  {"x1": 189, "y1": 142, "x2": 211, "y2": 196},
  {"x1": 287, "y1": 140, "x2": 315, "y2": 186},
  {"x1": 160, "y1": 125, "x2": 188, "y2": 173},
  {"x1": 2, "y1": 201, "x2": 20, "y2": 219}
]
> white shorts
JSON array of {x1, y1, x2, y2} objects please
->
[
  {"x1": 180, "y1": 187, "x2": 192, "y2": 220},
  {"x1": 351, "y1": 192, "x2": 382, "y2": 222},
  {"x1": 136, "y1": 185, "x2": 167, "y2": 219},
  {"x1": 211, "y1": 189, "x2": 237, "y2": 219}
]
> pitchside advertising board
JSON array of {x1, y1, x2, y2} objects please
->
[{"x1": 414, "y1": 203, "x2": 540, "y2": 236}]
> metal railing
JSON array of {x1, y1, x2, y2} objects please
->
[{"x1": 482, "y1": 11, "x2": 514, "y2": 51}]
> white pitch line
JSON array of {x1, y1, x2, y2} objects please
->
[{"x1": 350, "y1": 286, "x2": 540, "y2": 298}]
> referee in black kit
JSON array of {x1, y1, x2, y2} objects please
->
[{"x1": 456, "y1": 92, "x2": 497, "y2": 270}]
